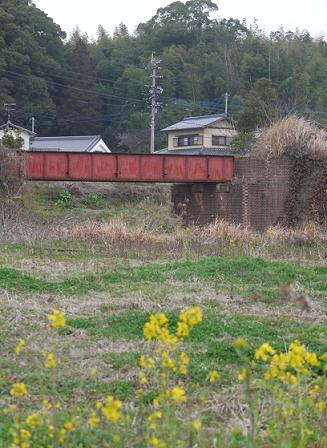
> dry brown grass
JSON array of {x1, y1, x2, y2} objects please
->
[{"x1": 252, "y1": 115, "x2": 327, "y2": 160}]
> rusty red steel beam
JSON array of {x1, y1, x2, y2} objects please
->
[{"x1": 14, "y1": 152, "x2": 234, "y2": 183}]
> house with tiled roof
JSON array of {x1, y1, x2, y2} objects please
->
[
  {"x1": 0, "y1": 121, "x2": 110, "y2": 153},
  {"x1": 158, "y1": 114, "x2": 236, "y2": 155}
]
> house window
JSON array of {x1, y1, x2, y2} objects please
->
[
  {"x1": 212, "y1": 135, "x2": 227, "y2": 146},
  {"x1": 176, "y1": 134, "x2": 201, "y2": 147}
]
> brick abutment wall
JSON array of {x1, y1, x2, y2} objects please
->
[{"x1": 171, "y1": 157, "x2": 326, "y2": 231}]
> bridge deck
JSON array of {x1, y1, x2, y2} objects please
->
[{"x1": 16, "y1": 152, "x2": 234, "y2": 183}]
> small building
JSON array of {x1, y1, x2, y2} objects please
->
[
  {"x1": 0, "y1": 121, "x2": 36, "y2": 150},
  {"x1": 159, "y1": 114, "x2": 236, "y2": 155},
  {"x1": 30, "y1": 136, "x2": 110, "y2": 153},
  {"x1": 0, "y1": 121, "x2": 110, "y2": 153}
]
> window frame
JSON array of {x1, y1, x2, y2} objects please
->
[
  {"x1": 177, "y1": 134, "x2": 201, "y2": 147},
  {"x1": 212, "y1": 135, "x2": 227, "y2": 146}
]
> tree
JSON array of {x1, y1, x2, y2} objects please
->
[
  {"x1": 237, "y1": 78, "x2": 278, "y2": 131},
  {"x1": 0, "y1": 0, "x2": 66, "y2": 132},
  {"x1": 0, "y1": 127, "x2": 24, "y2": 149}
]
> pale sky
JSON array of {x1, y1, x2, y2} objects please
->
[{"x1": 33, "y1": 0, "x2": 327, "y2": 39}]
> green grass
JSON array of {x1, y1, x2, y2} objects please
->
[
  {"x1": 0, "y1": 256, "x2": 326, "y2": 299},
  {"x1": 67, "y1": 309, "x2": 327, "y2": 386}
]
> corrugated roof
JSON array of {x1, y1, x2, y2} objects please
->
[
  {"x1": 30, "y1": 135, "x2": 102, "y2": 152},
  {"x1": 161, "y1": 114, "x2": 232, "y2": 132},
  {"x1": 155, "y1": 147, "x2": 232, "y2": 156}
]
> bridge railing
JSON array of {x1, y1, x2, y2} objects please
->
[{"x1": 21, "y1": 152, "x2": 234, "y2": 183}]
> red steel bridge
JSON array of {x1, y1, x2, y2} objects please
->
[{"x1": 11, "y1": 152, "x2": 234, "y2": 183}]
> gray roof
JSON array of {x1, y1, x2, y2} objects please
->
[
  {"x1": 161, "y1": 114, "x2": 233, "y2": 132},
  {"x1": 30, "y1": 135, "x2": 103, "y2": 152},
  {"x1": 155, "y1": 147, "x2": 232, "y2": 156},
  {"x1": 0, "y1": 121, "x2": 36, "y2": 136}
]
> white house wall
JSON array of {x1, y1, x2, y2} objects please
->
[{"x1": 90, "y1": 139, "x2": 111, "y2": 153}]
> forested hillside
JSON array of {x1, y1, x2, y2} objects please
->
[{"x1": 1, "y1": 0, "x2": 327, "y2": 151}]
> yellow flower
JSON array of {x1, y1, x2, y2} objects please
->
[
  {"x1": 88, "y1": 412, "x2": 100, "y2": 427},
  {"x1": 237, "y1": 368, "x2": 247, "y2": 382},
  {"x1": 176, "y1": 321, "x2": 189, "y2": 338},
  {"x1": 42, "y1": 352, "x2": 57, "y2": 369},
  {"x1": 12, "y1": 428, "x2": 31, "y2": 447},
  {"x1": 255, "y1": 343, "x2": 276, "y2": 362},
  {"x1": 101, "y1": 395, "x2": 122, "y2": 423},
  {"x1": 316, "y1": 401, "x2": 326, "y2": 412},
  {"x1": 179, "y1": 351, "x2": 189, "y2": 375},
  {"x1": 148, "y1": 411, "x2": 162, "y2": 429},
  {"x1": 48, "y1": 424, "x2": 55, "y2": 439},
  {"x1": 14, "y1": 339, "x2": 26, "y2": 355},
  {"x1": 139, "y1": 373, "x2": 148, "y2": 385},
  {"x1": 169, "y1": 386, "x2": 187, "y2": 403},
  {"x1": 42, "y1": 399, "x2": 53, "y2": 411},
  {"x1": 89, "y1": 368, "x2": 97, "y2": 377},
  {"x1": 208, "y1": 370, "x2": 220, "y2": 383},
  {"x1": 95, "y1": 400, "x2": 103, "y2": 409},
  {"x1": 161, "y1": 351, "x2": 176, "y2": 371},
  {"x1": 47, "y1": 309, "x2": 66, "y2": 328},
  {"x1": 149, "y1": 437, "x2": 166, "y2": 447},
  {"x1": 140, "y1": 355, "x2": 155, "y2": 370},
  {"x1": 229, "y1": 238, "x2": 235, "y2": 246},
  {"x1": 3, "y1": 404, "x2": 17, "y2": 415},
  {"x1": 309, "y1": 385, "x2": 320, "y2": 396},
  {"x1": 179, "y1": 306, "x2": 202, "y2": 327},
  {"x1": 26, "y1": 413, "x2": 43, "y2": 427},
  {"x1": 10, "y1": 382, "x2": 27, "y2": 398},
  {"x1": 191, "y1": 419, "x2": 202, "y2": 430},
  {"x1": 234, "y1": 337, "x2": 248, "y2": 350}
]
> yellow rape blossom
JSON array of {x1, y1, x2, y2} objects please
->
[
  {"x1": 42, "y1": 352, "x2": 57, "y2": 369},
  {"x1": 316, "y1": 401, "x2": 326, "y2": 412},
  {"x1": 234, "y1": 337, "x2": 248, "y2": 350},
  {"x1": 191, "y1": 420, "x2": 202, "y2": 431},
  {"x1": 47, "y1": 309, "x2": 66, "y2": 328},
  {"x1": 101, "y1": 395, "x2": 122, "y2": 423},
  {"x1": 140, "y1": 354, "x2": 155, "y2": 370},
  {"x1": 14, "y1": 339, "x2": 26, "y2": 355},
  {"x1": 26, "y1": 413, "x2": 43, "y2": 427},
  {"x1": 255, "y1": 343, "x2": 276, "y2": 362},
  {"x1": 238, "y1": 368, "x2": 247, "y2": 382},
  {"x1": 88, "y1": 412, "x2": 100, "y2": 427},
  {"x1": 10, "y1": 382, "x2": 27, "y2": 398},
  {"x1": 42, "y1": 399, "x2": 52, "y2": 411},
  {"x1": 176, "y1": 321, "x2": 189, "y2": 338},
  {"x1": 208, "y1": 370, "x2": 220, "y2": 383},
  {"x1": 148, "y1": 411, "x2": 162, "y2": 429},
  {"x1": 179, "y1": 306, "x2": 202, "y2": 327},
  {"x1": 168, "y1": 386, "x2": 187, "y2": 403},
  {"x1": 179, "y1": 351, "x2": 189, "y2": 375}
]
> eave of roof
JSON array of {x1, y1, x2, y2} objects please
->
[
  {"x1": 0, "y1": 121, "x2": 36, "y2": 136},
  {"x1": 161, "y1": 114, "x2": 233, "y2": 132},
  {"x1": 30, "y1": 135, "x2": 103, "y2": 152}
]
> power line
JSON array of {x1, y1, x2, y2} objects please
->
[{"x1": 0, "y1": 68, "x2": 147, "y2": 104}]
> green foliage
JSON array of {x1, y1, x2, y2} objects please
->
[
  {"x1": 81, "y1": 193, "x2": 105, "y2": 209},
  {"x1": 1, "y1": 1, "x2": 327, "y2": 149},
  {"x1": 230, "y1": 131, "x2": 255, "y2": 153},
  {"x1": 0, "y1": 127, "x2": 24, "y2": 149},
  {"x1": 55, "y1": 191, "x2": 76, "y2": 210}
]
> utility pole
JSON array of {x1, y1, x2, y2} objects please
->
[
  {"x1": 4, "y1": 103, "x2": 16, "y2": 122},
  {"x1": 224, "y1": 93, "x2": 230, "y2": 116},
  {"x1": 149, "y1": 53, "x2": 163, "y2": 153}
]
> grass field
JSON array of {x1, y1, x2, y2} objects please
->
[{"x1": 0, "y1": 183, "x2": 326, "y2": 447}]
